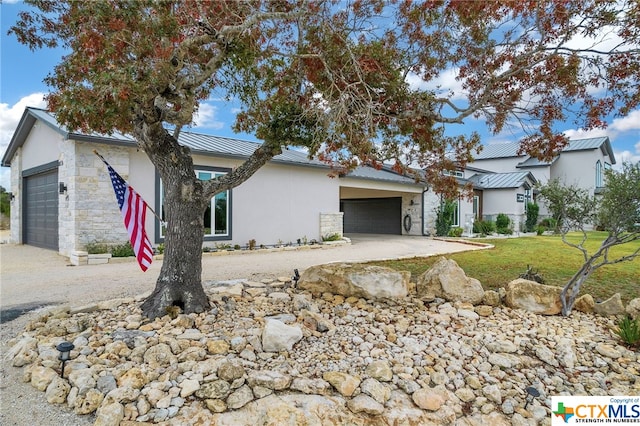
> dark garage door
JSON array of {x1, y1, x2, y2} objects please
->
[
  {"x1": 341, "y1": 197, "x2": 402, "y2": 234},
  {"x1": 24, "y1": 169, "x2": 59, "y2": 250}
]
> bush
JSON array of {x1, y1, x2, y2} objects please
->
[
  {"x1": 615, "y1": 315, "x2": 640, "y2": 348},
  {"x1": 536, "y1": 225, "x2": 546, "y2": 236},
  {"x1": 448, "y1": 227, "x2": 463, "y2": 237},
  {"x1": 473, "y1": 219, "x2": 495, "y2": 235},
  {"x1": 85, "y1": 241, "x2": 110, "y2": 254},
  {"x1": 111, "y1": 241, "x2": 135, "y2": 257},
  {"x1": 525, "y1": 202, "x2": 539, "y2": 232},
  {"x1": 435, "y1": 199, "x2": 457, "y2": 237},
  {"x1": 539, "y1": 217, "x2": 557, "y2": 231},
  {"x1": 322, "y1": 233, "x2": 342, "y2": 242},
  {"x1": 496, "y1": 213, "x2": 512, "y2": 234}
]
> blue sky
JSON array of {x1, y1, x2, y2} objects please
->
[{"x1": 2, "y1": 1, "x2": 639, "y2": 190}]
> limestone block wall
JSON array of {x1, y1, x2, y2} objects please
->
[
  {"x1": 9, "y1": 147, "x2": 22, "y2": 244},
  {"x1": 422, "y1": 190, "x2": 441, "y2": 236},
  {"x1": 61, "y1": 142, "x2": 130, "y2": 255},
  {"x1": 319, "y1": 212, "x2": 343, "y2": 240},
  {"x1": 401, "y1": 194, "x2": 423, "y2": 235}
]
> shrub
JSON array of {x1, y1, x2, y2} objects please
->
[
  {"x1": 496, "y1": 213, "x2": 511, "y2": 234},
  {"x1": 85, "y1": 241, "x2": 110, "y2": 254},
  {"x1": 518, "y1": 265, "x2": 544, "y2": 283},
  {"x1": 615, "y1": 315, "x2": 640, "y2": 348},
  {"x1": 448, "y1": 227, "x2": 463, "y2": 237},
  {"x1": 473, "y1": 219, "x2": 496, "y2": 235},
  {"x1": 110, "y1": 242, "x2": 135, "y2": 257},
  {"x1": 536, "y1": 225, "x2": 546, "y2": 236},
  {"x1": 322, "y1": 233, "x2": 342, "y2": 242},
  {"x1": 155, "y1": 243, "x2": 165, "y2": 254},
  {"x1": 525, "y1": 202, "x2": 539, "y2": 232},
  {"x1": 539, "y1": 217, "x2": 558, "y2": 231},
  {"x1": 435, "y1": 199, "x2": 457, "y2": 237}
]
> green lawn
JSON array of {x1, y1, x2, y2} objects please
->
[{"x1": 369, "y1": 232, "x2": 639, "y2": 305}]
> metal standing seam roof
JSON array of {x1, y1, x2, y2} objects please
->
[
  {"x1": 473, "y1": 137, "x2": 615, "y2": 164},
  {"x1": 468, "y1": 171, "x2": 536, "y2": 189},
  {"x1": 344, "y1": 165, "x2": 423, "y2": 185}
]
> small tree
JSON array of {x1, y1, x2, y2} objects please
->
[
  {"x1": 525, "y1": 202, "x2": 539, "y2": 232},
  {"x1": 537, "y1": 163, "x2": 640, "y2": 316},
  {"x1": 435, "y1": 199, "x2": 457, "y2": 237}
]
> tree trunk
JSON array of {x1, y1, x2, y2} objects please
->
[
  {"x1": 140, "y1": 176, "x2": 211, "y2": 319},
  {"x1": 560, "y1": 262, "x2": 593, "y2": 316}
]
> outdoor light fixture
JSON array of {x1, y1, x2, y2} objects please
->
[
  {"x1": 292, "y1": 269, "x2": 300, "y2": 286},
  {"x1": 58, "y1": 182, "x2": 67, "y2": 194},
  {"x1": 524, "y1": 386, "x2": 540, "y2": 409},
  {"x1": 56, "y1": 341, "x2": 74, "y2": 378}
]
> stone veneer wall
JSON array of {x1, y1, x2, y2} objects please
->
[
  {"x1": 319, "y1": 212, "x2": 343, "y2": 239},
  {"x1": 59, "y1": 142, "x2": 130, "y2": 256},
  {"x1": 401, "y1": 194, "x2": 422, "y2": 235},
  {"x1": 9, "y1": 147, "x2": 22, "y2": 244},
  {"x1": 422, "y1": 190, "x2": 441, "y2": 236}
]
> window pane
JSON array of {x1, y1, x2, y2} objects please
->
[
  {"x1": 214, "y1": 192, "x2": 227, "y2": 234},
  {"x1": 199, "y1": 171, "x2": 212, "y2": 181}
]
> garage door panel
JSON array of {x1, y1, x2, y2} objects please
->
[
  {"x1": 341, "y1": 197, "x2": 401, "y2": 234},
  {"x1": 24, "y1": 169, "x2": 59, "y2": 250}
]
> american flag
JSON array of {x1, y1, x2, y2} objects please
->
[{"x1": 100, "y1": 156, "x2": 153, "y2": 272}]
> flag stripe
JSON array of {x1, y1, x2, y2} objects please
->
[{"x1": 103, "y1": 160, "x2": 153, "y2": 272}]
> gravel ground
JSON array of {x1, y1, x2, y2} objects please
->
[{"x1": 0, "y1": 234, "x2": 484, "y2": 425}]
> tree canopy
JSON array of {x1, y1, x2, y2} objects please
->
[
  {"x1": 11, "y1": 0, "x2": 640, "y2": 197},
  {"x1": 10, "y1": 0, "x2": 640, "y2": 318}
]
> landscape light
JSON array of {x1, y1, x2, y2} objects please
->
[{"x1": 56, "y1": 341, "x2": 74, "y2": 378}]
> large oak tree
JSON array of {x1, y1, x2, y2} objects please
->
[{"x1": 10, "y1": 0, "x2": 639, "y2": 319}]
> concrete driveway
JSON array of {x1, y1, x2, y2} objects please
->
[{"x1": 0, "y1": 234, "x2": 488, "y2": 322}]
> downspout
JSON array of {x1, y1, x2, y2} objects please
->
[{"x1": 422, "y1": 187, "x2": 429, "y2": 236}]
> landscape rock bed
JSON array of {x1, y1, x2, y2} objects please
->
[{"x1": 6, "y1": 275, "x2": 638, "y2": 426}]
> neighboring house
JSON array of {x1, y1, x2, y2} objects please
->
[
  {"x1": 1, "y1": 107, "x2": 431, "y2": 256},
  {"x1": 471, "y1": 138, "x2": 616, "y2": 217},
  {"x1": 426, "y1": 137, "x2": 615, "y2": 233}
]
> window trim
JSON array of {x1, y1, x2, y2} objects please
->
[
  {"x1": 155, "y1": 165, "x2": 233, "y2": 243},
  {"x1": 596, "y1": 160, "x2": 603, "y2": 188}
]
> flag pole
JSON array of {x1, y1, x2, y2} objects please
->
[{"x1": 94, "y1": 150, "x2": 165, "y2": 225}]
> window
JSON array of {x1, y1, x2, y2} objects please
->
[
  {"x1": 451, "y1": 198, "x2": 460, "y2": 227},
  {"x1": 473, "y1": 196, "x2": 479, "y2": 219},
  {"x1": 198, "y1": 171, "x2": 229, "y2": 237},
  {"x1": 596, "y1": 160, "x2": 603, "y2": 188},
  {"x1": 157, "y1": 167, "x2": 231, "y2": 241},
  {"x1": 443, "y1": 169, "x2": 464, "y2": 178}
]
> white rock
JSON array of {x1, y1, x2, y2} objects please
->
[{"x1": 262, "y1": 319, "x2": 303, "y2": 352}]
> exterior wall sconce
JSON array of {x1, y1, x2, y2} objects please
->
[
  {"x1": 59, "y1": 182, "x2": 67, "y2": 194},
  {"x1": 8, "y1": 192, "x2": 14, "y2": 201},
  {"x1": 56, "y1": 341, "x2": 74, "y2": 378}
]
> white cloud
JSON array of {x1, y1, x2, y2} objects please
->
[
  {"x1": 562, "y1": 127, "x2": 609, "y2": 140},
  {"x1": 406, "y1": 67, "x2": 466, "y2": 100},
  {"x1": 610, "y1": 110, "x2": 640, "y2": 132},
  {"x1": 1, "y1": 93, "x2": 47, "y2": 189},
  {"x1": 192, "y1": 103, "x2": 224, "y2": 129}
]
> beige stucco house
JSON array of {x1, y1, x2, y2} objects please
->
[
  {"x1": 1, "y1": 107, "x2": 431, "y2": 256},
  {"x1": 2, "y1": 108, "x2": 616, "y2": 253}
]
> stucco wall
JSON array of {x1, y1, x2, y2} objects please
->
[
  {"x1": 481, "y1": 187, "x2": 527, "y2": 231},
  {"x1": 470, "y1": 156, "x2": 524, "y2": 173}
]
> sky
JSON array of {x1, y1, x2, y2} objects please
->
[{"x1": 2, "y1": 1, "x2": 640, "y2": 190}]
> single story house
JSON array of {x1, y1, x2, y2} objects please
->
[{"x1": 2, "y1": 107, "x2": 437, "y2": 256}]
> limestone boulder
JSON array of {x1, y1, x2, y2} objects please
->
[
  {"x1": 261, "y1": 319, "x2": 303, "y2": 352},
  {"x1": 504, "y1": 279, "x2": 562, "y2": 315},
  {"x1": 594, "y1": 293, "x2": 625, "y2": 317},
  {"x1": 626, "y1": 298, "x2": 640, "y2": 319},
  {"x1": 416, "y1": 257, "x2": 484, "y2": 305},
  {"x1": 298, "y1": 263, "x2": 410, "y2": 300},
  {"x1": 574, "y1": 294, "x2": 595, "y2": 313}
]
